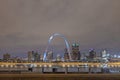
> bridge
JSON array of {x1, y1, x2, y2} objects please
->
[
  {"x1": 0, "y1": 62, "x2": 120, "y2": 67},
  {"x1": 0, "y1": 62, "x2": 120, "y2": 73}
]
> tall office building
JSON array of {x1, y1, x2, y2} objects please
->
[
  {"x1": 71, "y1": 43, "x2": 81, "y2": 60},
  {"x1": 64, "y1": 48, "x2": 69, "y2": 61},
  {"x1": 40, "y1": 54, "x2": 43, "y2": 61},
  {"x1": 89, "y1": 49, "x2": 96, "y2": 59},
  {"x1": 47, "y1": 51, "x2": 53, "y2": 61},
  {"x1": 101, "y1": 49, "x2": 110, "y2": 62},
  {"x1": 28, "y1": 51, "x2": 34, "y2": 62},
  {"x1": 101, "y1": 50, "x2": 107, "y2": 58},
  {"x1": 28, "y1": 51, "x2": 40, "y2": 62},
  {"x1": 3, "y1": 53, "x2": 11, "y2": 61},
  {"x1": 33, "y1": 52, "x2": 40, "y2": 62},
  {"x1": 56, "y1": 54, "x2": 61, "y2": 61}
]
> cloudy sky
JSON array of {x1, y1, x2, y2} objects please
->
[{"x1": 0, "y1": 0, "x2": 120, "y2": 57}]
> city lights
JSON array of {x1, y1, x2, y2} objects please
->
[{"x1": 0, "y1": 33, "x2": 120, "y2": 74}]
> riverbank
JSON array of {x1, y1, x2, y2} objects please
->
[{"x1": 0, "y1": 73, "x2": 120, "y2": 80}]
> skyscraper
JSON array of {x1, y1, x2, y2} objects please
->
[
  {"x1": 64, "y1": 48, "x2": 69, "y2": 61},
  {"x1": 40, "y1": 54, "x2": 43, "y2": 61},
  {"x1": 71, "y1": 43, "x2": 81, "y2": 60},
  {"x1": 3, "y1": 53, "x2": 11, "y2": 61},
  {"x1": 56, "y1": 54, "x2": 61, "y2": 61},
  {"x1": 33, "y1": 52, "x2": 40, "y2": 62},
  {"x1": 101, "y1": 50, "x2": 107, "y2": 58},
  {"x1": 89, "y1": 49, "x2": 96, "y2": 59},
  {"x1": 46, "y1": 51, "x2": 53, "y2": 61},
  {"x1": 28, "y1": 51, "x2": 34, "y2": 62},
  {"x1": 101, "y1": 49, "x2": 109, "y2": 62}
]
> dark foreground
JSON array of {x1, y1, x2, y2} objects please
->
[{"x1": 0, "y1": 73, "x2": 120, "y2": 80}]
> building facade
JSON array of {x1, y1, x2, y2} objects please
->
[
  {"x1": 64, "y1": 48, "x2": 69, "y2": 61},
  {"x1": 3, "y1": 53, "x2": 11, "y2": 61},
  {"x1": 89, "y1": 49, "x2": 96, "y2": 60},
  {"x1": 71, "y1": 43, "x2": 81, "y2": 60},
  {"x1": 28, "y1": 51, "x2": 34, "y2": 62},
  {"x1": 47, "y1": 51, "x2": 53, "y2": 61}
]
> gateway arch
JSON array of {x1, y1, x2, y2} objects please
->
[{"x1": 43, "y1": 33, "x2": 72, "y2": 61}]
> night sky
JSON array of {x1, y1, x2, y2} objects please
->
[{"x1": 0, "y1": 0, "x2": 120, "y2": 57}]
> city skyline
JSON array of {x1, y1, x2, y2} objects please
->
[
  {"x1": 0, "y1": 44, "x2": 120, "y2": 59},
  {"x1": 0, "y1": 0, "x2": 120, "y2": 56}
]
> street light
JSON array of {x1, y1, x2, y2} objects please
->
[
  {"x1": 71, "y1": 65, "x2": 75, "y2": 67},
  {"x1": 49, "y1": 65, "x2": 52, "y2": 67},
  {"x1": 39, "y1": 65, "x2": 42, "y2": 67},
  {"x1": 67, "y1": 65, "x2": 70, "y2": 67},
  {"x1": 0, "y1": 65, "x2": 4, "y2": 68},
  {"x1": 10, "y1": 65, "x2": 13, "y2": 68},
  {"x1": 44, "y1": 65, "x2": 47, "y2": 67},
  {"x1": 62, "y1": 64, "x2": 65, "y2": 67}
]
